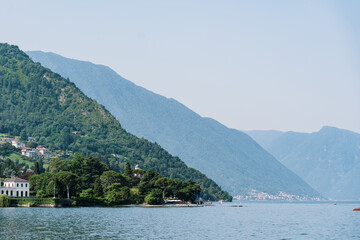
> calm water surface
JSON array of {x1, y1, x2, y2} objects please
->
[{"x1": 0, "y1": 202, "x2": 359, "y2": 239}]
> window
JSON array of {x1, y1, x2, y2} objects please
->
[
  {"x1": 21, "y1": 184, "x2": 23, "y2": 187},
  {"x1": 17, "y1": 184, "x2": 19, "y2": 187}
]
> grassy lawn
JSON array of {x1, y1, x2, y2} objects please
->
[
  {"x1": 7, "y1": 153, "x2": 35, "y2": 167},
  {"x1": 0, "y1": 134, "x2": 20, "y2": 139}
]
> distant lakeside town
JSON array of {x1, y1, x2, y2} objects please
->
[{"x1": 233, "y1": 189, "x2": 322, "y2": 201}]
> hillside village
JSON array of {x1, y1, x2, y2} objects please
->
[{"x1": 0, "y1": 137, "x2": 52, "y2": 159}]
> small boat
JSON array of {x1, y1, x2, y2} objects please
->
[{"x1": 353, "y1": 208, "x2": 360, "y2": 211}]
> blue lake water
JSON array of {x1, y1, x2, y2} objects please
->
[{"x1": 0, "y1": 201, "x2": 359, "y2": 239}]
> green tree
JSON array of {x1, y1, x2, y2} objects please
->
[
  {"x1": 176, "y1": 182, "x2": 201, "y2": 202},
  {"x1": 138, "y1": 169, "x2": 158, "y2": 194},
  {"x1": 0, "y1": 194, "x2": 10, "y2": 207},
  {"x1": 104, "y1": 183, "x2": 130, "y2": 204},
  {"x1": 49, "y1": 158, "x2": 67, "y2": 173},
  {"x1": 60, "y1": 126, "x2": 73, "y2": 150},
  {"x1": 68, "y1": 155, "x2": 108, "y2": 189},
  {"x1": 100, "y1": 170, "x2": 127, "y2": 189},
  {"x1": 80, "y1": 188, "x2": 93, "y2": 199},
  {"x1": 155, "y1": 177, "x2": 171, "y2": 199},
  {"x1": 34, "y1": 161, "x2": 40, "y2": 174},
  {"x1": 29, "y1": 172, "x2": 54, "y2": 198},
  {"x1": 38, "y1": 159, "x2": 45, "y2": 173},
  {"x1": 36, "y1": 190, "x2": 46, "y2": 198},
  {"x1": 130, "y1": 188, "x2": 140, "y2": 200},
  {"x1": 93, "y1": 177, "x2": 103, "y2": 197},
  {"x1": 144, "y1": 189, "x2": 163, "y2": 205},
  {"x1": 119, "y1": 186, "x2": 130, "y2": 200},
  {"x1": 124, "y1": 161, "x2": 132, "y2": 178},
  {"x1": 54, "y1": 171, "x2": 78, "y2": 199}
]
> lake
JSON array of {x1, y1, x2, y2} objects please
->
[{"x1": 0, "y1": 201, "x2": 359, "y2": 239}]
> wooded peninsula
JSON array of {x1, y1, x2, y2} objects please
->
[{"x1": 1, "y1": 152, "x2": 201, "y2": 207}]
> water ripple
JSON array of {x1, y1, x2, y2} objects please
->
[{"x1": 0, "y1": 202, "x2": 359, "y2": 239}]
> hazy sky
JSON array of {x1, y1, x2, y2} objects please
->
[{"x1": 1, "y1": 0, "x2": 359, "y2": 133}]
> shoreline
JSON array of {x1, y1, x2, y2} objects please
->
[
  {"x1": 5, "y1": 203, "x2": 246, "y2": 208},
  {"x1": 118, "y1": 203, "x2": 204, "y2": 207},
  {"x1": 6, "y1": 203, "x2": 205, "y2": 208}
]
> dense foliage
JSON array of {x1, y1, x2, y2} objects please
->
[
  {"x1": 0, "y1": 194, "x2": 10, "y2": 207},
  {"x1": 30, "y1": 155, "x2": 201, "y2": 205},
  {"x1": 0, "y1": 43, "x2": 231, "y2": 201},
  {"x1": 0, "y1": 142, "x2": 19, "y2": 156}
]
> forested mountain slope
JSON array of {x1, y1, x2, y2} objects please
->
[{"x1": 0, "y1": 43, "x2": 231, "y2": 201}]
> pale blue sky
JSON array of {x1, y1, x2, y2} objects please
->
[{"x1": 1, "y1": 0, "x2": 359, "y2": 133}]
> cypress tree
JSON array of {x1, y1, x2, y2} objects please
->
[
  {"x1": 124, "y1": 161, "x2": 132, "y2": 177},
  {"x1": 34, "y1": 161, "x2": 40, "y2": 174}
]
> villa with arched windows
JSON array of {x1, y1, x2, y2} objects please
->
[{"x1": 0, "y1": 177, "x2": 30, "y2": 197}]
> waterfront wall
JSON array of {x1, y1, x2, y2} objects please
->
[{"x1": 9, "y1": 198, "x2": 73, "y2": 207}]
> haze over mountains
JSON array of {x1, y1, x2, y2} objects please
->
[
  {"x1": 247, "y1": 127, "x2": 360, "y2": 200},
  {"x1": 27, "y1": 50, "x2": 321, "y2": 198}
]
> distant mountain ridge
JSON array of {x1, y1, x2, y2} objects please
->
[
  {"x1": 247, "y1": 126, "x2": 360, "y2": 200},
  {"x1": 27, "y1": 50, "x2": 321, "y2": 198}
]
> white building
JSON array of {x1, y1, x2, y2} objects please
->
[
  {"x1": 38, "y1": 147, "x2": 52, "y2": 158},
  {"x1": 11, "y1": 140, "x2": 25, "y2": 149},
  {"x1": 21, "y1": 148, "x2": 38, "y2": 158},
  {"x1": 0, "y1": 177, "x2": 30, "y2": 197},
  {"x1": 26, "y1": 151, "x2": 37, "y2": 158}
]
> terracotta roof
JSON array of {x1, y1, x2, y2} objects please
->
[{"x1": 4, "y1": 177, "x2": 29, "y2": 183}]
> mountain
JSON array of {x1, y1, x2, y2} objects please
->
[
  {"x1": 27, "y1": 50, "x2": 321, "y2": 198},
  {"x1": 242, "y1": 130, "x2": 283, "y2": 149},
  {"x1": 0, "y1": 43, "x2": 231, "y2": 201},
  {"x1": 247, "y1": 127, "x2": 360, "y2": 200}
]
